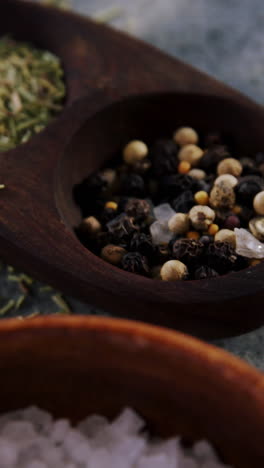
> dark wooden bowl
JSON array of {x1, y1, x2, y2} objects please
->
[
  {"x1": 0, "y1": 315, "x2": 263, "y2": 467},
  {"x1": 0, "y1": 0, "x2": 264, "y2": 338}
]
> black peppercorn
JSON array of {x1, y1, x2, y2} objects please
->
[
  {"x1": 199, "y1": 235, "x2": 214, "y2": 246},
  {"x1": 100, "y1": 207, "x2": 118, "y2": 226},
  {"x1": 194, "y1": 265, "x2": 219, "y2": 280},
  {"x1": 73, "y1": 173, "x2": 108, "y2": 217},
  {"x1": 130, "y1": 232, "x2": 155, "y2": 259},
  {"x1": 121, "y1": 252, "x2": 150, "y2": 276},
  {"x1": 206, "y1": 241, "x2": 238, "y2": 273},
  {"x1": 235, "y1": 176, "x2": 264, "y2": 206},
  {"x1": 120, "y1": 173, "x2": 145, "y2": 197},
  {"x1": 124, "y1": 198, "x2": 151, "y2": 222},
  {"x1": 160, "y1": 174, "x2": 197, "y2": 198},
  {"x1": 171, "y1": 190, "x2": 194, "y2": 213},
  {"x1": 200, "y1": 145, "x2": 230, "y2": 172},
  {"x1": 107, "y1": 214, "x2": 139, "y2": 244},
  {"x1": 149, "y1": 139, "x2": 178, "y2": 176},
  {"x1": 172, "y1": 239, "x2": 204, "y2": 265}
]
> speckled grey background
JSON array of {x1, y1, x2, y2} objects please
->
[{"x1": 8, "y1": 0, "x2": 264, "y2": 368}]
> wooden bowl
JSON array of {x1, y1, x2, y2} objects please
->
[
  {"x1": 0, "y1": 315, "x2": 263, "y2": 467},
  {"x1": 1, "y1": 1, "x2": 264, "y2": 338}
]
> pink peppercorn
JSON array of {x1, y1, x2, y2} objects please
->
[{"x1": 224, "y1": 215, "x2": 240, "y2": 230}]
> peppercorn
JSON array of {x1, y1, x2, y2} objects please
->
[
  {"x1": 121, "y1": 252, "x2": 150, "y2": 276},
  {"x1": 253, "y1": 191, "x2": 264, "y2": 215},
  {"x1": 159, "y1": 174, "x2": 195, "y2": 198},
  {"x1": 178, "y1": 161, "x2": 191, "y2": 174},
  {"x1": 168, "y1": 213, "x2": 190, "y2": 234},
  {"x1": 240, "y1": 157, "x2": 260, "y2": 176},
  {"x1": 172, "y1": 238, "x2": 204, "y2": 265},
  {"x1": 214, "y1": 174, "x2": 238, "y2": 189},
  {"x1": 206, "y1": 241, "x2": 238, "y2": 273},
  {"x1": 178, "y1": 144, "x2": 204, "y2": 167},
  {"x1": 217, "y1": 158, "x2": 243, "y2": 177},
  {"x1": 130, "y1": 232, "x2": 155, "y2": 258},
  {"x1": 124, "y1": 198, "x2": 151, "y2": 222},
  {"x1": 194, "y1": 265, "x2": 219, "y2": 280},
  {"x1": 200, "y1": 145, "x2": 229, "y2": 172},
  {"x1": 132, "y1": 158, "x2": 152, "y2": 174},
  {"x1": 199, "y1": 235, "x2": 213, "y2": 246},
  {"x1": 101, "y1": 168, "x2": 117, "y2": 188},
  {"x1": 209, "y1": 182, "x2": 235, "y2": 210},
  {"x1": 123, "y1": 140, "x2": 148, "y2": 164},
  {"x1": 149, "y1": 139, "x2": 178, "y2": 176},
  {"x1": 160, "y1": 260, "x2": 188, "y2": 281},
  {"x1": 194, "y1": 191, "x2": 209, "y2": 205},
  {"x1": 233, "y1": 205, "x2": 242, "y2": 215},
  {"x1": 101, "y1": 244, "x2": 127, "y2": 265},
  {"x1": 73, "y1": 174, "x2": 108, "y2": 216},
  {"x1": 78, "y1": 216, "x2": 102, "y2": 237},
  {"x1": 189, "y1": 205, "x2": 215, "y2": 230},
  {"x1": 120, "y1": 173, "x2": 145, "y2": 197},
  {"x1": 172, "y1": 191, "x2": 194, "y2": 213},
  {"x1": 101, "y1": 207, "x2": 118, "y2": 225},
  {"x1": 249, "y1": 217, "x2": 264, "y2": 241},
  {"x1": 107, "y1": 214, "x2": 139, "y2": 243},
  {"x1": 208, "y1": 224, "x2": 219, "y2": 236},
  {"x1": 186, "y1": 231, "x2": 200, "y2": 240},
  {"x1": 105, "y1": 201, "x2": 118, "y2": 210},
  {"x1": 188, "y1": 168, "x2": 206, "y2": 180},
  {"x1": 215, "y1": 229, "x2": 236, "y2": 247},
  {"x1": 235, "y1": 176, "x2": 264, "y2": 206},
  {"x1": 224, "y1": 215, "x2": 240, "y2": 230},
  {"x1": 173, "y1": 126, "x2": 199, "y2": 146}
]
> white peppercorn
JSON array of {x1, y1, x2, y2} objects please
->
[
  {"x1": 214, "y1": 174, "x2": 238, "y2": 188},
  {"x1": 178, "y1": 144, "x2": 204, "y2": 167},
  {"x1": 160, "y1": 260, "x2": 188, "y2": 281},
  {"x1": 79, "y1": 216, "x2": 101, "y2": 236},
  {"x1": 101, "y1": 244, "x2": 127, "y2": 265},
  {"x1": 253, "y1": 191, "x2": 264, "y2": 215},
  {"x1": 189, "y1": 205, "x2": 215, "y2": 230},
  {"x1": 188, "y1": 168, "x2": 206, "y2": 180},
  {"x1": 173, "y1": 127, "x2": 198, "y2": 146},
  {"x1": 123, "y1": 140, "x2": 148, "y2": 165},
  {"x1": 217, "y1": 158, "x2": 243, "y2": 177},
  {"x1": 249, "y1": 217, "x2": 264, "y2": 241},
  {"x1": 215, "y1": 229, "x2": 236, "y2": 247},
  {"x1": 209, "y1": 182, "x2": 236, "y2": 210},
  {"x1": 168, "y1": 213, "x2": 190, "y2": 234}
]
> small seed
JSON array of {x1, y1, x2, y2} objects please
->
[
  {"x1": 168, "y1": 213, "x2": 189, "y2": 234},
  {"x1": 215, "y1": 229, "x2": 236, "y2": 247},
  {"x1": 123, "y1": 140, "x2": 148, "y2": 165},
  {"x1": 160, "y1": 260, "x2": 188, "y2": 281},
  {"x1": 208, "y1": 224, "x2": 219, "y2": 236},
  {"x1": 173, "y1": 127, "x2": 198, "y2": 146},
  {"x1": 214, "y1": 174, "x2": 238, "y2": 188},
  {"x1": 79, "y1": 216, "x2": 101, "y2": 236},
  {"x1": 188, "y1": 168, "x2": 206, "y2": 180},
  {"x1": 194, "y1": 191, "x2": 209, "y2": 205},
  {"x1": 253, "y1": 191, "x2": 264, "y2": 215},
  {"x1": 105, "y1": 201, "x2": 118, "y2": 210},
  {"x1": 189, "y1": 205, "x2": 215, "y2": 230},
  {"x1": 217, "y1": 158, "x2": 243, "y2": 177},
  {"x1": 178, "y1": 144, "x2": 204, "y2": 167},
  {"x1": 101, "y1": 244, "x2": 127, "y2": 265},
  {"x1": 178, "y1": 161, "x2": 191, "y2": 174},
  {"x1": 186, "y1": 231, "x2": 200, "y2": 240}
]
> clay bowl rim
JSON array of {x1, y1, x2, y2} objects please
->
[{"x1": 0, "y1": 314, "x2": 263, "y2": 392}]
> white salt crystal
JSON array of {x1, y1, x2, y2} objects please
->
[
  {"x1": 136, "y1": 453, "x2": 169, "y2": 468},
  {"x1": 26, "y1": 462, "x2": 47, "y2": 468},
  {"x1": 110, "y1": 407, "x2": 145, "y2": 435},
  {"x1": 1, "y1": 421, "x2": 36, "y2": 447},
  {"x1": 0, "y1": 438, "x2": 18, "y2": 466},
  {"x1": 20, "y1": 407, "x2": 52, "y2": 435},
  {"x1": 78, "y1": 414, "x2": 109, "y2": 438},
  {"x1": 50, "y1": 418, "x2": 71, "y2": 443},
  {"x1": 235, "y1": 228, "x2": 264, "y2": 258},
  {"x1": 153, "y1": 203, "x2": 175, "y2": 224},
  {"x1": 150, "y1": 221, "x2": 174, "y2": 245},
  {"x1": 193, "y1": 439, "x2": 218, "y2": 461}
]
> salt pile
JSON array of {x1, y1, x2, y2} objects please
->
[{"x1": 0, "y1": 406, "x2": 232, "y2": 468}]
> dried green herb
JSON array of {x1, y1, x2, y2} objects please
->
[
  {"x1": 0, "y1": 299, "x2": 15, "y2": 316},
  {"x1": 0, "y1": 36, "x2": 65, "y2": 151}
]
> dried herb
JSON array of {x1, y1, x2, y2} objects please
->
[{"x1": 0, "y1": 36, "x2": 65, "y2": 151}]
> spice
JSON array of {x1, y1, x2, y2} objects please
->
[
  {"x1": 249, "y1": 217, "x2": 264, "y2": 241},
  {"x1": 253, "y1": 191, "x2": 264, "y2": 215},
  {"x1": 189, "y1": 205, "x2": 215, "y2": 230},
  {"x1": 173, "y1": 126, "x2": 198, "y2": 146},
  {"x1": 168, "y1": 213, "x2": 189, "y2": 234},
  {"x1": 79, "y1": 216, "x2": 102, "y2": 237},
  {"x1": 75, "y1": 127, "x2": 264, "y2": 281},
  {"x1": 178, "y1": 144, "x2": 204, "y2": 167},
  {"x1": 0, "y1": 36, "x2": 65, "y2": 151},
  {"x1": 121, "y1": 252, "x2": 149, "y2": 276},
  {"x1": 217, "y1": 158, "x2": 243, "y2": 177},
  {"x1": 123, "y1": 140, "x2": 148, "y2": 165},
  {"x1": 160, "y1": 259, "x2": 188, "y2": 281},
  {"x1": 101, "y1": 244, "x2": 127, "y2": 265}
]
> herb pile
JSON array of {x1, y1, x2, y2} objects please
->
[
  {"x1": 75, "y1": 127, "x2": 264, "y2": 281},
  {"x1": 0, "y1": 36, "x2": 65, "y2": 151}
]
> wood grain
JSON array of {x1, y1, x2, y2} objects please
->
[
  {"x1": 0, "y1": 315, "x2": 263, "y2": 467},
  {"x1": 0, "y1": 0, "x2": 264, "y2": 337}
]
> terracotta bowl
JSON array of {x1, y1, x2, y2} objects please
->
[{"x1": 0, "y1": 315, "x2": 263, "y2": 467}]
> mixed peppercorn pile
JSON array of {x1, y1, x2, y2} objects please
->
[{"x1": 74, "y1": 127, "x2": 264, "y2": 281}]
